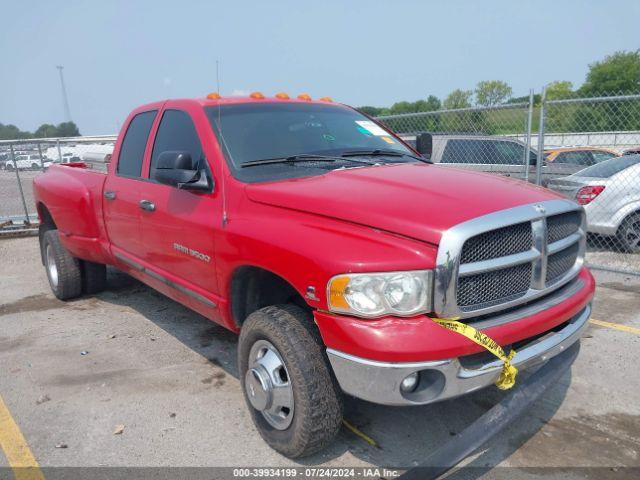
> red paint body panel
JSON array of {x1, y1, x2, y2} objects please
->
[{"x1": 32, "y1": 96, "x2": 596, "y2": 364}]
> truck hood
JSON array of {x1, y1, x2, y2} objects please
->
[{"x1": 245, "y1": 164, "x2": 561, "y2": 245}]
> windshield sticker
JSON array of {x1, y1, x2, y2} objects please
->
[
  {"x1": 381, "y1": 136, "x2": 395, "y2": 144},
  {"x1": 323, "y1": 133, "x2": 336, "y2": 141},
  {"x1": 355, "y1": 120, "x2": 388, "y2": 136},
  {"x1": 356, "y1": 125, "x2": 373, "y2": 136}
]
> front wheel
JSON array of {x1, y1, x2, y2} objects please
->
[
  {"x1": 617, "y1": 213, "x2": 640, "y2": 253},
  {"x1": 238, "y1": 305, "x2": 343, "y2": 458}
]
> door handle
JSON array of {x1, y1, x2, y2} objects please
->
[
  {"x1": 139, "y1": 199, "x2": 156, "y2": 212},
  {"x1": 104, "y1": 191, "x2": 116, "y2": 200}
]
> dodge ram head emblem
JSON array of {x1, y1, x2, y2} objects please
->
[{"x1": 534, "y1": 204, "x2": 546, "y2": 214}]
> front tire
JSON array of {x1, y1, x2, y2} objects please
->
[
  {"x1": 238, "y1": 305, "x2": 343, "y2": 458},
  {"x1": 616, "y1": 213, "x2": 640, "y2": 253},
  {"x1": 42, "y1": 230, "x2": 82, "y2": 300}
]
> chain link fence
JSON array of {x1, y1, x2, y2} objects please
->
[
  {"x1": 541, "y1": 94, "x2": 640, "y2": 274},
  {"x1": 375, "y1": 92, "x2": 640, "y2": 275},
  {"x1": 1, "y1": 93, "x2": 639, "y2": 274},
  {"x1": 0, "y1": 136, "x2": 116, "y2": 234}
]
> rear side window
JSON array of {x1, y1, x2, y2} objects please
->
[
  {"x1": 117, "y1": 110, "x2": 157, "y2": 177},
  {"x1": 592, "y1": 151, "x2": 617, "y2": 163},
  {"x1": 150, "y1": 109, "x2": 203, "y2": 180},
  {"x1": 555, "y1": 151, "x2": 593, "y2": 166},
  {"x1": 579, "y1": 155, "x2": 640, "y2": 178}
]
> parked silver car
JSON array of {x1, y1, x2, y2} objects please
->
[
  {"x1": 401, "y1": 133, "x2": 579, "y2": 185},
  {"x1": 547, "y1": 155, "x2": 640, "y2": 253}
]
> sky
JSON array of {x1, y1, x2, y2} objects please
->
[{"x1": 1, "y1": 0, "x2": 639, "y2": 135}]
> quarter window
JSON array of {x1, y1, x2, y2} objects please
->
[{"x1": 117, "y1": 110, "x2": 157, "y2": 177}]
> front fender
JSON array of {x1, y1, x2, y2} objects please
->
[{"x1": 216, "y1": 202, "x2": 438, "y2": 313}]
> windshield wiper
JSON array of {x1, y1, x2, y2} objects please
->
[
  {"x1": 241, "y1": 153, "x2": 377, "y2": 168},
  {"x1": 241, "y1": 154, "x2": 337, "y2": 168},
  {"x1": 341, "y1": 149, "x2": 431, "y2": 163}
]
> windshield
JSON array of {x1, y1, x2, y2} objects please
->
[
  {"x1": 577, "y1": 154, "x2": 640, "y2": 178},
  {"x1": 206, "y1": 102, "x2": 416, "y2": 182}
]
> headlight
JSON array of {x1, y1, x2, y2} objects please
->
[{"x1": 327, "y1": 270, "x2": 433, "y2": 318}]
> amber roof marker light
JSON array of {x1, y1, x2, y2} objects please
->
[
  {"x1": 275, "y1": 92, "x2": 290, "y2": 99},
  {"x1": 319, "y1": 96, "x2": 333, "y2": 102},
  {"x1": 206, "y1": 92, "x2": 221, "y2": 100},
  {"x1": 250, "y1": 91, "x2": 265, "y2": 99},
  {"x1": 297, "y1": 93, "x2": 312, "y2": 101}
]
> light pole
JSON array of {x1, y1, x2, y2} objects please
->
[{"x1": 56, "y1": 65, "x2": 72, "y2": 122}]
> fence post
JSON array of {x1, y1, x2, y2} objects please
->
[
  {"x1": 524, "y1": 89, "x2": 534, "y2": 183},
  {"x1": 56, "y1": 139, "x2": 63, "y2": 163},
  {"x1": 9, "y1": 144, "x2": 31, "y2": 225},
  {"x1": 535, "y1": 87, "x2": 546, "y2": 186},
  {"x1": 37, "y1": 142, "x2": 46, "y2": 172}
]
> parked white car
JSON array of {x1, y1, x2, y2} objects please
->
[
  {"x1": 548, "y1": 155, "x2": 640, "y2": 252},
  {"x1": 4, "y1": 154, "x2": 52, "y2": 170}
]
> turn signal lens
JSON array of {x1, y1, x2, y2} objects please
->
[
  {"x1": 319, "y1": 96, "x2": 333, "y2": 102},
  {"x1": 576, "y1": 185, "x2": 605, "y2": 205},
  {"x1": 328, "y1": 271, "x2": 433, "y2": 318},
  {"x1": 206, "y1": 92, "x2": 221, "y2": 100},
  {"x1": 275, "y1": 92, "x2": 290, "y2": 99},
  {"x1": 297, "y1": 93, "x2": 312, "y2": 101},
  {"x1": 250, "y1": 91, "x2": 265, "y2": 99}
]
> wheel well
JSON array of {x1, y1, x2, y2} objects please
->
[
  {"x1": 230, "y1": 266, "x2": 309, "y2": 327},
  {"x1": 37, "y1": 203, "x2": 57, "y2": 264}
]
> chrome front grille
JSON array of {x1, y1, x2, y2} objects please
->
[
  {"x1": 460, "y1": 222, "x2": 532, "y2": 264},
  {"x1": 546, "y1": 242, "x2": 580, "y2": 285},
  {"x1": 547, "y1": 211, "x2": 581, "y2": 244},
  {"x1": 434, "y1": 200, "x2": 586, "y2": 319},
  {"x1": 457, "y1": 263, "x2": 532, "y2": 311}
]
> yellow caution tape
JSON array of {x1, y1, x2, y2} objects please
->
[{"x1": 432, "y1": 317, "x2": 518, "y2": 390}]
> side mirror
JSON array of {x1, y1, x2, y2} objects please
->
[
  {"x1": 415, "y1": 133, "x2": 433, "y2": 157},
  {"x1": 155, "y1": 151, "x2": 212, "y2": 192}
]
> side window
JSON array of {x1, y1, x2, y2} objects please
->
[
  {"x1": 555, "y1": 151, "x2": 592, "y2": 166},
  {"x1": 494, "y1": 141, "x2": 525, "y2": 165},
  {"x1": 150, "y1": 110, "x2": 203, "y2": 180},
  {"x1": 441, "y1": 140, "x2": 473, "y2": 163},
  {"x1": 117, "y1": 110, "x2": 157, "y2": 177},
  {"x1": 592, "y1": 151, "x2": 617, "y2": 163}
]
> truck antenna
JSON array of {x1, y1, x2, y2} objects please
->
[{"x1": 216, "y1": 59, "x2": 228, "y2": 227}]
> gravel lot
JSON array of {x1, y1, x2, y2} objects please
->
[{"x1": 0, "y1": 236, "x2": 639, "y2": 478}]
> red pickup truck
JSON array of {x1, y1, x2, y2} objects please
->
[{"x1": 33, "y1": 93, "x2": 595, "y2": 458}]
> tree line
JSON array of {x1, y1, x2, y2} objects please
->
[
  {"x1": 0, "y1": 121, "x2": 80, "y2": 141},
  {"x1": 359, "y1": 50, "x2": 640, "y2": 118}
]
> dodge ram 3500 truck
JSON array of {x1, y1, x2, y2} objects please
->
[{"x1": 33, "y1": 93, "x2": 595, "y2": 458}]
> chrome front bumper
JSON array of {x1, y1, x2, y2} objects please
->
[{"x1": 326, "y1": 304, "x2": 590, "y2": 406}]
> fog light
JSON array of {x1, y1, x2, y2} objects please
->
[{"x1": 400, "y1": 372, "x2": 419, "y2": 393}]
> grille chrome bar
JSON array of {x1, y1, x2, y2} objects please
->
[
  {"x1": 459, "y1": 249, "x2": 540, "y2": 276},
  {"x1": 434, "y1": 199, "x2": 585, "y2": 319},
  {"x1": 548, "y1": 232, "x2": 582, "y2": 254}
]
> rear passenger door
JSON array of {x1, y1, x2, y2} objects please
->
[{"x1": 103, "y1": 109, "x2": 157, "y2": 260}]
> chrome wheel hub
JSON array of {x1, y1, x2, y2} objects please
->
[
  {"x1": 245, "y1": 340, "x2": 294, "y2": 430},
  {"x1": 46, "y1": 244, "x2": 58, "y2": 288}
]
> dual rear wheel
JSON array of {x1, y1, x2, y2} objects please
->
[{"x1": 42, "y1": 229, "x2": 106, "y2": 300}]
